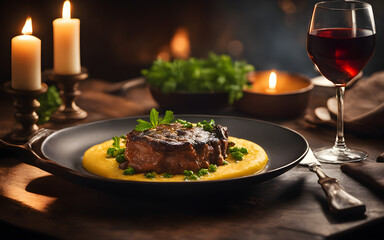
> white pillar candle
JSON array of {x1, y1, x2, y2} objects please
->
[
  {"x1": 53, "y1": 0, "x2": 81, "y2": 75},
  {"x1": 11, "y1": 18, "x2": 41, "y2": 91}
]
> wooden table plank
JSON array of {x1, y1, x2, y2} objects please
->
[{"x1": 1, "y1": 80, "x2": 383, "y2": 240}]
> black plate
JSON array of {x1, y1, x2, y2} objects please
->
[{"x1": 40, "y1": 115, "x2": 308, "y2": 195}]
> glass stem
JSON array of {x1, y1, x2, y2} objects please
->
[{"x1": 334, "y1": 86, "x2": 346, "y2": 151}]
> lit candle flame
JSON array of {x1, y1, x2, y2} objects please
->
[
  {"x1": 63, "y1": 0, "x2": 71, "y2": 20},
  {"x1": 170, "y1": 27, "x2": 190, "y2": 59},
  {"x1": 22, "y1": 17, "x2": 33, "y2": 35},
  {"x1": 269, "y1": 72, "x2": 277, "y2": 90}
]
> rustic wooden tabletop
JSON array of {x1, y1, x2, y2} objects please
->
[{"x1": 0, "y1": 79, "x2": 383, "y2": 240}]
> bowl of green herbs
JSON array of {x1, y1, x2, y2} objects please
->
[{"x1": 142, "y1": 53, "x2": 254, "y2": 111}]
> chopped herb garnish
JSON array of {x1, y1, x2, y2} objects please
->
[
  {"x1": 112, "y1": 136, "x2": 121, "y2": 148},
  {"x1": 240, "y1": 147, "x2": 248, "y2": 154},
  {"x1": 229, "y1": 146, "x2": 249, "y2": 160},
  {"x1": 187, "y1": 174, "x2": 199, "y2": 181},
  {"x1": 183, "y1": 170, "x2": 194, "y2": 177},
  {"x1": 107, "y1": 147, "x2": 117, "y2": 157},
  {"x1": 183, "y1": 170, "x2": 199, "y2": 180},
  {"x1": 208, "y1": 164, "x2": 217, "y2": 172},
  {"x1": 175, "y1": 119, "x2": 193, "y2": 128},
  {"x1": 223, "y1": 160, "x2": 229, "y2": 165},
  {"x1": 144, "y1": 172, "x2": 156, "y2": 179},
  {"x1": 115, "y1": 155, "x2": 126, "y2": 164},
  {"x1": 123, "y1": 167, "x2": 135, "y2": 175},
  {"x1": 197, "y1": 168, "x2": 209, "y2": 177},
  {"x1": 197, "y1": 119, "x2": 215, "y2": 132},
  {"x1": 106, "y1": 135, "x2": 127, "y2": 166},
  {"x1": 135, "y1": 108, "x2": 174, "y2": 131},
  {"x1": 163, "y1": 173, "x2": 174, "y2": 178},
  {"x1": 232, "y1": 152, "x2": 244, "y2": 160}
]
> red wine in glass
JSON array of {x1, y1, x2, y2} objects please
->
[{"x1": 307, "y1": 28, "x2": 375, "y2": 85}]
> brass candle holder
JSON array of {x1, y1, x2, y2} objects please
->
[
  {"x1": 3, "y1": 82, "x2": 48, "y2": 143},
  {"x1": 45, "y1": 68, "x2": 88, "y2": 122}
]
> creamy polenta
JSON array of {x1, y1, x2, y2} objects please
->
[{"x1": 82, "y1": 136, "x2": 268, "y2": 182}]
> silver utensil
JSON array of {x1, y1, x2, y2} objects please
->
[{"x1": 308, "y1": 162, "x2": 366, "y2": 216}]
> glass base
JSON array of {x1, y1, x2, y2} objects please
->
[{"x1": 313, "y1": 146, "x2": 368, "y2": 164}]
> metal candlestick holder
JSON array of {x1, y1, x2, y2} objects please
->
[
  {"x1": 45, "y1": 68, "x2": 88, "y2": 122},
  {"x1": 3, "y1": 82, "x2": 48, "y2": 143}
]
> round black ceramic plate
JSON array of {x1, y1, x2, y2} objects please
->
[{"x1": 41, "y1": 115, "x2": 308, "y2": 195}]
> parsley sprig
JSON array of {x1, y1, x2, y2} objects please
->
[
  {"x1": 142, "y1": 53, "x2": 254, "y2": 104},
  {"x1": 135, "y1": 108, "x2": 174, "y2": 131},
  {"x1": 106, "y1": 135, "x2": 127, "y2": 164}
]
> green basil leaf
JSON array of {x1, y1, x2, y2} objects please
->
[
  {"x1": 150, "y1": 108, "x2": 159, "y2": 127},
  {"x1": 135, "y1": 121, "x2": 153, "y2": 131},
  {"x1": 159, "y1": 110, "x2": 174, "y2": 125}
]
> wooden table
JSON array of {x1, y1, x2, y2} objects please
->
[{"x1": 1, "y1": 79, "x2": 383, "y2": 240}]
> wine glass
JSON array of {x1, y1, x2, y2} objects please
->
[{"x1": 307, "y1": 1, "x2": 376, "y2": 163}]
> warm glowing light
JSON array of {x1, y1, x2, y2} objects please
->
[
  {"x1": 170, "y1": 27, "x2": 190, "y2": 59},
  {"x1": 157, "y1": 50, "x2": 171, "y2": 61},
  {"x1": 22, "y1": 17, "x2": 33, "y2": 35},
  {"x1": 63, "y1": 0, "x2": 71, "y2": 19},
  {"x1": 269, "y1": 72, "x2": 277, "y2": 90}
]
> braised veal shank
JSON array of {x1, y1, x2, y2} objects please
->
[{"x1": 122, "y1": 123, "x2": 228, "y2": 174}]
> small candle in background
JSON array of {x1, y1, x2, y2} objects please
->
[
  {"x1": 235, "y1": 70, "x2": 314, "y2": 118},
  {"x1": 53, "y1": 0, "x2": 81, "y2": 75},
  {"x1": 11, "y1": 17, "x2": 41, "y2": 91},
  {"x1": 249, "y1": 71, "x2": 310, "y2": 94},
  {"x1": 265, "y1": 72, "x2": 277, "y2": 94}
]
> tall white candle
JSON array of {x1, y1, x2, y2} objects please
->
[
  {"x1": 53, "y1": 0, "x2": 81, "y2": 75},
  {"x1": 11, "y1": 18, "x2": 41, "y2": 91}
]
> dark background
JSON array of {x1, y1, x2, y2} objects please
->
[{"x1": 0, "y1": 0, "x2": 383, "y2": 84}]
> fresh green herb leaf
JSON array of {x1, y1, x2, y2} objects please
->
[
  {"x1": 134, "y1": 121, "x2": 153, "y2": 131},
  {"x1": 107, "y1": 147, "x2": 117, "y2": 157},
  {"x1": 135, "y1": 108, "x2": 174, "y2": 131},
  {"x1": 240, "y1": 147, "x2": 249, "y2": 154},
  {"x1": 112, "y1": 136, "x2": 120, "y2": 148},
  {"x1": 142, "y1": 53, "x2": 254, "y2": 104},
  {"x1": 183, "y1": 170, "x2": 199, "y2": 180},
  {"x1": 232, "y1": 152, "x2": 244, "y2": 160},
  {"x1": 123, "y1": 167, "x2": 135, "y2": 175},
  {"x1": 229, "y1": 146, "x2": 249, "y2": 160},
  {"x1": 229, "y1": 147, "x2": 239, "y2": 153},
  {"x1": 163, "y1": 173, "x2": 174, "y2": 178},
  {"x1": 183, "y1": 170, "x2": 194, "y2": 177},
  {"x1": 36, "y1": 85, "x2": 62, "y2": 124},
  {"x1": 116, "y1": 154, "x2": 126, "y2": 164},
  {"x1": 223, "y1": 160, "x2": 229, "y2": 165},
  {"x1": 150, "y1": 108, "x2": 159, "y2": 127},
  {"x1": 197, "y1": 168, "x2": 209, "y2": 177},
  {"x1": 106, "y1": 136, "x2": 127, "y2": 167},
  {"x1": 197, "y1": 119, "x2": 215, "y2": 132},
  {"x1": 208, "y1": 164, "x2": 217, "y2": 172},
  {"x1": 159, "y1": 110, "x2": 174, "y2": 125},
  {"x1": 144, "y1": 172, "x2": 156, "y2": 179},
  {"x1": 186, "y1": 174, "x2": 199, "y2": 181}
]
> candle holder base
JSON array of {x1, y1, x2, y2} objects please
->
[
  {"x1": 3, "y1": 82, "x2": 48, "y2": 143},
  {"x1": 45, "y1": 68, "x2": 88, "y2": 122}
]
